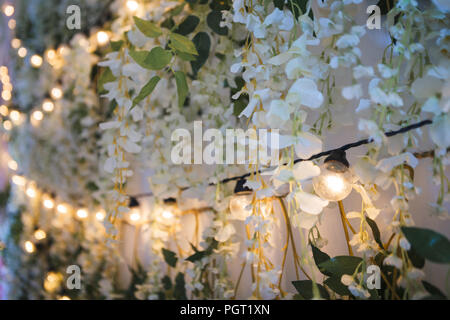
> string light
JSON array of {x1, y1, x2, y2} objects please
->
[
  {"x1": 8, "y1": 18, "x2": 16, "y2": 29},
  {"x1": 229, "y1": 179, "x2": 253, "y2": 220},
  {"x1": 76, "y1": 208, "x2": 89, "y2": 219},
  {"x1": 0, "y1": 105, "x2": 8, "y2": 116},
  {"x1": 26, "y1": 186, "x2": 37, "y2": 198},
  {"x1": 34, "y1": 229, "x2": 47, "y2": 241},
  {"x1": 42, "y1": 99, "x2": 54, "y2": 112},
  {"x1": 46, "y1": 49, "x2": 56, "y2": 61},
  {"x1": 95, "y1": 210, "x2": 106, "y2": 221},
  {"x1": 162, "y1": 210, "x2": 174, "y2": 220},
  {"x1": 32, "y1": 110, "x2": 44, "y2": 122},
  {"x1": 57, "y1": 204, "x2": 68, "y2": 214},
  {"x1": 96, "y1": 31, "x2": 109, "y2": 46},
  {"x1": 2, "y1": 120, "x2": 12, "y2": 130},
  {"x1": 51, "y1": 87, "x2": 63, "y2": 100},
  {"x1": 18, "y1": 47, "x2": 27, "y2": 58},
  {"x1": 9, "y1": 110, "x2": 21, "y2": 124},
  {"x1": 128, "y1": 197, "x2": 141, "y2": 224},
  {"x1": 7, "y1": 159, "x2": 18, "y2": 171},
  {"x1": 58, "y1": 296, "x2": 71, "y2": 300},
  {"x1": 30, "y1": 54, "x2": 43, "y2": 68},
  {"x1": 3, "y1": 4, "x2": 14, "y2": 17},
  {"x1": 126, "y1": 0, "x2": 139, "y2": 12},
  {"x1": 44, "y1": 272, "x2": 63, "y2": 293},
  {"x1": 11, "y1": 38, "x2": 21, "y2": 49},
  {"x1": 24, "y1": 241, "x2": 35, "y2": 253},
  {"x1": 43, "y1": 198, "x2": 55, "y2": 209},
  {"x1": 12, "y1": 175, "x2": 26, "y2": 186},
  {"x1": 312, "y1": 150, "x2": 353, "y2": 201},
  {"x1": 1, "y1": 90, "x2": 11, "y2": 101}
]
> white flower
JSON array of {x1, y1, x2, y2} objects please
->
[
  {"x1": 294, "y1": 132, "x2": 323, "y2": 159},
  {"x1": 266, "y1": 99, "x2": 290, "y2": 126},
  {"x1": 342, "y1": 84, "x2": 362, "y2": 100},
  {"x1": 287, "y1": 78, "x2": 324, "y2": 109},
  {"x1": 293, "y1": 161, "x2": 321, "y2": 181},
  {"x1": 239, "y1": 88, "x2": 272, "y2": 118},
  {"x1": 336, "y1": 34, "x2": 360, "y2": 49},
  {"x1": 353, "y1": 65, "x2": 374, "y2": 79},
  {"x1": 348, "y1": 284, "x2": 370, "y2": 299},
  {"x1": 214, "y1": 223, "x2": 235, "y2": 242},
  {"x1": 358, "y1": 119, "x2": 385, "y2": 146},
  {"x1": 246, "y1": 14, "x2": 266, "y2": 39},
  {"x1": 263, "y1": 8, "x2": 294, "y2": 31},
  {"x1": 399, "y1": 237, "x2": 411, "y2": 251},
  {"x1": 384, "y1": 254, "x2": 403, "y2": 269},
  {"x1": 295, "y1": 191, "x2": 329, "y2": 215},
  {"x1": 429, "y1": 114, "x2": 450, "y2": 149},
  {"x1": 376, "y1": 153, "x2": 419, "y2": 173},
  {"x1": 341, "y1": 274, "x2": 354, "y2": 286},
  {"x1": 378, "y1": 64, "x2": 398, "y2": 78}
]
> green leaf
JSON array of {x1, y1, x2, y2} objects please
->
[
  {"x1": 133, "y1": 16, "x2": 162, "y2": 38},
  {"x1": 422, "y1": 281, "x2": 447, "y2": 299},
  {"x1": 174, "y1": 71, "x2": 188, "y2": 108},
  {"x1": 133, "y1": 75, "x2": 161, "y2": 106},
  {"x1": 292, "y1": 280, "x2": 330, "y2": 300},
  {"x1": 162, "y1": 275, "x2": 172, "y2": 291},
  {"x1": 408, "y1": 246, "x2": 425, "y2": 269},
  {"x1": 174, "y1": 272, "x2": 187, "y2": 300},
  {"x1": 168, "y1": 3, "x2": 185, "y2": 17},
  {"x1": 177, "y1": 52, "x2": 197, "y2": 62},
  {"x1": 97, "y1": 68, "x2": 116, "y2": 94},
  {"x1": 310, "y1": 243, "x2": 332, "y2": 276},
  {"x1": 402, "y1": 226, "x2": 450, "y2": 264},
  {"x1": 175, "y1": 15, "x2": 200, "y2": 36},
  {"x1": 207, "y1": 10, "x2": 228, "y2": 36},
  {"x1": 169, "y1": 33, "x2": 198, "y2": 55},
  {"x1": 110, "y1": 40, "x2": 124, "y2": 51},
  {"x1": 191, "y1": 32, "x2": 211, "y2": 76},
  {"x1": 323, "y1": 277, "x2": 351, "y2": 296},
  {"x1": 129, "y1": 47, "x2": 172, "y2": 70},
  {"x1": 319, "y1": 256, "x2": 363, "y2": 278},
  {"x1": 162, "y1": 248, "x2": 178, "y2": 268},
  {"x1": 366, "y1": 217, "x2": 384, "y2": 249}
]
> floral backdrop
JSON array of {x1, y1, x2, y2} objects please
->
[{"x1": 0, "y1": 0, "x2": 449, "y2": 300}]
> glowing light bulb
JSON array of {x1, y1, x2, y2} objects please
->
[
  {"x1": 95, "y1": 210, "x2": 106, "y2": 221},
  {"x1": 130, "y1": 211, "x2": 141, "y2": 222},
  {"x1": 96, "y1": 31, "x2": 109, "y2": 46},
  {"x1": 26, "y1": 186, "x2": 37, "y2": 198},
  {"x1": 51, "y1": 87, "x2": 63, "y2": 100},
  {"x1": 43, "y1": 199, "x2": 55, "y2": 209},
  {"x1": 12, "y1": 175, "x2": 26, "y2": 186},
  {"x1": 34, "y1": 229, "x2": 47, "y2": 240},
  {"x1": 312, "y1": 151, "x2": 353, "y2": 202},
  {"x1": 58, "y1": 296, "x2": 71, "y2": 300},
  {"x1": 76, "y1": 209, "x2": 88, "y2": 219},
  {"x1": 8, "y1": 159, "x2": 18, "y2": 171},
  {"x1": 0, "y1": 104, "x2": 8, "y2": 116},
  {"x1": 11, "y1": 38, "x2": 21, "y2": 49},
  {"x1": 126, "y1": 0, "x2": 139, "y2": 12},
  {"x1": 44, "y1": 272, "x2": 63, "y2": 293},
  {"x1": 162, "y1": 210, "x2": 174, "y2": 220},
  {"x1": 42, "y1": 99, "x2": 54, "y2": 112},
  {"x1": 46, "y1": 49, "x2": 56, "y2": 61},
  {"x1": 1, "y1": 90, "x2": 11, "y2": 101},
  {"x1": 8, "y1": 19, "x2": 16, "y2": 29},
  {"x1": 9, "y1": 110, "x2": 20, "y2": 122},
  {"x1": 24, "y1": 241, "x2": 35, "y2": 253},
  {"x1": 30, "y1": 54, "x2": 43, "y2": 68},
  {"x1": 32, "y1": 110, "x2": 44, "y2": 121},
  {"x1": 57, "y1": 204, "x2": 68, "y2": 214},
  {"x1": 18, "y1": 47, "x2": 27, "y2": 58},
  {"x1": 3, "y1": 5, "x2": 14, "y2": 17},
  {"x1": 3, "y1": 120, "x2": 12, "y2": 130}
]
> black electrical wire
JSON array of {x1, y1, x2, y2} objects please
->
[{"x1": 132, "y1": 119, "x2": 434, "y2": 200}]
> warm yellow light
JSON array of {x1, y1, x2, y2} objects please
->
[
  {"x1": 96, "y1": 31, "x2": 109, "y2": 45},
  {"x1": 58, "y1": 296, "x2": 71, "y2": 300},
  {"x1": 51, "y1": 87, "x2": 63, "y2": 100},
  {"x1": 44, "y1": 272, "x2": 63, "y2": 293},
  {"x1": 46, "y1": 49, "x2": 56, "y2": 61},
  {"x1": 34, "y1": 229, "x2": 47, "y2": 241},
  {"x1": 76, "y1": 209, "x2": 88, "y2": 219},
  {"x1": 3, "y1": 83, "x2": 12, "y2": 91},
  {"x1": 162, "y1": 210, "x2": 174, "y2": 220},
  {"x1": 42, "y1": 99, "x2": 54, "y2": 112},
  {"x1": 8, "y1": 18, "x2": 16, "y2": 29},
  {"x1": 11, "y1": 38, "x2": 21, "y2": 49},
  {"x1": 3, "y1": 120, "x2": 12, "y2": 131},
  {"x1": 312, "y1": 160, "x2": 353, "y2": 201},
  {"x1": 57, "y1": 204, "x2": 68, "y2": 214},
  {"x1": 26, "y1": 186, "x2": 37, "y2": 198},
  {"x1": 0, "y1": 104, "x2": 8, "y2": 116},
  {"x1": 24, "y1": 241, "x2": 35, "y2": 253},
  {"x1": 3, "y1": 5, "x2": 14, "y2": 17},
  {"x1": 9, "y1": 110, "x2": 20, "y2": 121},
  {"x1": 30, "y1": 54, "x2": 43, "y2": 68},
  {"x1": 32, "y1": 110, "x2": 44, "y2": 121},
  {"x1": 2, "y1": 90, "x2": 11, "y2": 101},
  {"x1": 8, "y1": 159, "x2": 18, "y2": 171},
  {"x1": 43, "y1": 199, "x2": 55, "y2": 209},
  {"x1": 18, "y1": 47, "x2": 27, "y2": 58},
  {"x1": 229, "y1": 192, "x2": 253, "y2": 221},
  {"x1": 126, "y1": 0, "x2": 139, "y2": 12},
  {"x1": 95, "y1": 210, "x2": 106, "y2": 221},
  {"x1": 12, "y1": 175, "x2": 26, "y2": 186},
  {"x1": 57, "y1": 46, "x2": 69, "y2": 56},
  {"x1": 130, "y1": 211, "x2": 141, "y2": 222}
]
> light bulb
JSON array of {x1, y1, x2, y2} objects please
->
[
  {"x1": 57, "y1": 204, "x2": 68, "y2": 214},
  {"x1": 34, "y1": 229, "x2": 47, "y2": 240},
  {"x1": 8, "y1": 19, "x2": 16, "y2": 29},
  {"x1": 0, "y1": 104, "x2": 8, "y2": 116},
  {"x1": 51, "y1": 87, "x2": 63, "y2": 100},
  {"x1": 30, "y1": 54, "x2": 43, "y2": 68},
  {"x1": 126, "y1": 0, "x2": 139, "y2": 12},
  {"x1": 3, "y1": 5, "x2": 14, "y2": 17},
  {"x1": 8, "y1": 159, "x2": 17, "y2": 171},
  {"x1": 76, "y1": 208, "x2": 88, "y2": 219},
  {"x1": 44, "y1": 272, "x2": 63, "y2": 293},
  {"x1": 312, "y1": 152, "x2": 353, "y2": 201},
  {"x1": 46, "y1": 49, "x2": 56, "y2": 61},
  {"x1": 18, "y1": 47, "x2": 27, "y2": 58},
  {"x1": 95, "y1": 210, "x2": 106, "y2": 221},
  {"x1": 3, "y1": 120, "x2": 12, "y2": 131},
  {"x1": 129, "y1": 209, "x2": 141, "y2": 223},
  {"x1": 1, "y1": 90, "x2": 11, "y2": 101},
  {"x1": 24, "y1": 241, "x2": 35, "y2": 253},
  {"x1": 32, "y1": 110, "x2": 44, "y2": 121},
  {"x1": 96, "y1": 31, "x2": 109, "y2": 46},
  {"x1": 58, "y1": 296, "x2": 71, "y2": 300},
  {"x1": 162, "y1": 210, "x2": 174, "y2": 220},
  {"x1": 9, "y1": 110, "x2": 21, "y2": 122},
  {"x1": 26, "y1": 186, "x2": 37, "y2": 198},
  {"x1": 229, "y1": 192, "x2": 253, "y2": 221},
  {"x1": 42, "y1": 99, "x2": 54, "y2": 112},
  {"x1": 12, "y1": 175, "x2": 26, "y2": 186},
  {"x1": 43, "y1": 199, "x2": 55, "y2": 209},
  {"x1": 11, "y1": 38, "x2": 21, "y2": 49}
]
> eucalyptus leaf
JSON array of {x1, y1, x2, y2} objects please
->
[
  {"x1": 292, "y1": 280, "x2": 330, "y2": 300},
  {"x1": 133, "y1": 75, "x2": 161, "y2": 106},
  {"x1": 174, "y1": 71, "x2": 189, "y2": 108},
  {"x1": 169, "y1": 33, "x2": 198, "y2": 55},
  {"x1": 133, "y1": 16, "x2": 162, "y2": 38},
  {"x1": 402, "y1": 227, "x2": 450, "y2": 264},
  {"x1": 130, "y1": 47, "x2": 172, "y2": 70}
]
